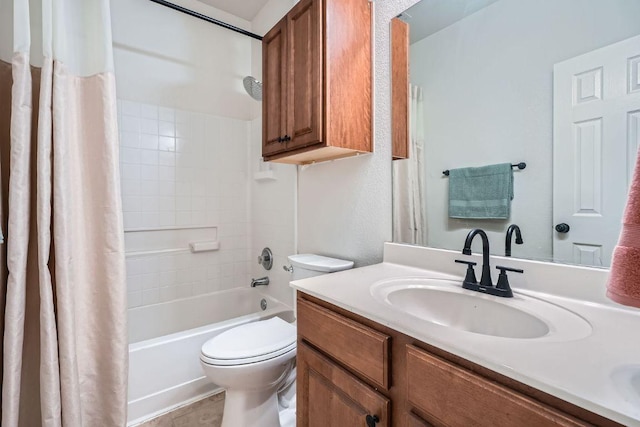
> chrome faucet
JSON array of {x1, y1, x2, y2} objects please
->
[
  {"x1": 505, "y1": 224, "x2": 524, "y2": 257},
  {"x1": 456, "y1": 228, "x2": 522, "y2": 298},
  {"x1": 251, "y1": 276, "x2": 269, "y2": 287}
]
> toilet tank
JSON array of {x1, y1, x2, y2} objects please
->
[{"x1": 288, "y1": 254, "x2": 354, "y2": 281}]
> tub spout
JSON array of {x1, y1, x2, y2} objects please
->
[{"x1": 251, "y1": 277, "x2": 269, "y2": 287}]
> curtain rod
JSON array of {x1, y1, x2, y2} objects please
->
[{"x1": 148, "y1": 0, "x2": 263, "y2": 41}]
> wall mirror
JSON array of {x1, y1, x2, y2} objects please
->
[{"x1": 391, "y1": 0, "x2": 640, "y2": 268}]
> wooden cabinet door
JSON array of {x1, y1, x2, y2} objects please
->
[
  {"x1": 297, "y1": 342, "x2": 389, "y2": 427},
  {"x1": 286, "y1": 0, "x2": 323, "y2": 151},
  {"x1": 262, "y1": 17, "x2": 288, "y2": 157},
  {"x1": 391, "y1": 17, "x2": 409, "y2": 160}
]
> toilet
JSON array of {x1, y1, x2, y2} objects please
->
[{"x1": 200, "y1": 254, "x2": 353, "y2": 427}]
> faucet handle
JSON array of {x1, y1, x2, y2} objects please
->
[
  {"x1": 455, "y1": 259, "x2": 478, "y2": 286},
  {"x1": 494, "y1": 265, "x2": 523, "y2": 297},
  {"x1": 495, "y1": 265, "x2": 523, "y2": 274}
]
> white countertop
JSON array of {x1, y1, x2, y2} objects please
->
[{"x1": 290, "y1": 244, "x2": 640, "y2": 426}]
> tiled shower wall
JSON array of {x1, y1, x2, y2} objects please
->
[{"x1": 117, "y1": 100, "x2": 251, "y2": 308}]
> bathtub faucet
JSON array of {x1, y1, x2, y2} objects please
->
[{"x1": 251, "y1": 276, "x2": 270, "y2": 287}]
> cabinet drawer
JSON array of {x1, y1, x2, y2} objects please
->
[
  {"x1": 297, "y1": 298, "x2": 390, "y2": 389},
  {"x1": 406, "y1": 345, "x2": 587, "y2": 427}
]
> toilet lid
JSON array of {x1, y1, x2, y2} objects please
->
[{"x1": 201, "y1": 317, "x2": 296, "y2": 365}]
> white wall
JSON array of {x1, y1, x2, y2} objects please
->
[
  {"x1": 409, "y1": 0, "x2": 640, "y2": 259},
  {"x1": 111, "y1": 0, "x2": 253, "y2": 119}
]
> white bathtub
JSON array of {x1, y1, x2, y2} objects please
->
[{"x1": 127, "y1": 288, "x2": 293, "y2": 425}]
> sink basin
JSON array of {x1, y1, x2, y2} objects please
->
[{"x1": 371, "y1": 277, "x2": 591, "y2": 340}]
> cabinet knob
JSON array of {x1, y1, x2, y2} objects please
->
[
  {"x1": 365, "y1": 415, "x2": 379, "y2": 427},
  {"x1": 276, "y1": 136, "x2": 283, "y2": 143},
  {"x1": 283, "y1": 134, "x2": 291, "y2": 142}
]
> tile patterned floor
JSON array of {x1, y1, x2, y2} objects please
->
[{"x1": 137, "y1": 392, "x2": 225, "y2": 427}]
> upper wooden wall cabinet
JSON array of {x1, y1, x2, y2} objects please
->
[
  {"x1": 262, "y1": 0, "x2": 372, "y2": 164},
  {"x1": 391, "y1": 17, "x2": 409, "y2": 160}
]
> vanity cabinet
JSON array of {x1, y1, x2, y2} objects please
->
[
  {"x1": 296, "y1": 293, "x2": 622, "y2": 427},
  {"x1": 261, "y1": 0, "x2": 372, "y2": 164}
]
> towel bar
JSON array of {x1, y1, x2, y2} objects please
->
[{"x1": 443, "y1": 162, "x2": 526, "y2": 176}]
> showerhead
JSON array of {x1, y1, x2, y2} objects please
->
[{"x1": 243, "y1": 76, "x2": 262, "y2": 101}]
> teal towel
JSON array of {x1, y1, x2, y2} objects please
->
[{"x1": 448, "y1": 163, "x2": 513, "y2": 219}]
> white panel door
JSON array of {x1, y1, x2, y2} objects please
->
[{"x1": 553, "y1": 34, "x2": 640, "y2": 266}]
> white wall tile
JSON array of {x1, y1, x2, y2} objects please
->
[
  {"x1": 126, "y1": 258, "x2": 143, "y2": 276},
  {"x1": 158, "y1": 197, "x2": 175, "y2": 212},
  {"x1": 123, "y1": 212, "x2": 142, "y2": 229},
  {"x1": 159, "y1": 136, "x2": 175, "y2": 152},
  {"x1": 140, "y1": 197, "x2": 159, "y2": 212},
  {"x1": 120, "y1": 115, "x2": 140, "y2": 132},
  {"x1": 121, "y1": 180, "x2": 141, "y2": 196},
  {"x1": 158, "y1": 182, "x2": 175, "y2": 197},
  {"x1": 120, "y1": 100, "x2": 253, "y2": 308},
  {"x1": 140, "y1": 134, "x2": 159, "y2": 150},
  {"x1": 158, "y1": 166, "x2": 175, "y2": 181},
  {"x1": 158, "y1": 107, "x2": 175, "y2": 122},
  {"x1": 120, "y1": 147, "x2": 141, "y2": 164},
  {"x1": 140, "y1": 118, "x2": 158, "y2": 135},
  {"x1": 140, "y1": 165, "x2": 158, "y2": 180},
  {"x1": 142, "y1": 289, "x2": 160, "y2": 305},
  {"x1": 159, "y1": 121, "x2": 175, "y2": 137},
  {"x1": 159, "y1": 286, "x2": 179, "y2": 303},
  {"x1": 122, "y1": 196, "x2": 141, "y2": 212},
  {"x1": 158, "y1": 212, "x2": 176, "y2": 227},
  {"x1": 120, "y1": 131, "x2": 140, "y2": 148},
  {"x1": 175, "y1": 196, "x2": 191, "y2": 211},
  {"x1": 191, "y1": 197, "x2": 206, "y2": 211},
  {"x1": 140, "y1": 150, "x2": 159, "y2": 165},
  {"x1": 176, "y1": 211, "x2": 191, "y2": 226},
  {"x1": 140, "y1": 103, "x2": 158, "y2": 120},
  {"x1": 128, "y1": 291, "x2": 142, "y2": 308},
  {"x1": 128, "y1": 275, "x2": 142, "y2": 293},
  {"x1": 192, "y1": 211, "x2": 205, "y2": 225},
  {"x1": 159, "y1": 151, "x2": 175, "y2": 166},
  {"x1": 176, "y1": 182, "x2": 191, "y2": 197},
  {"x1": 140, "y1": 180, "x2": 159, "y2": 196},
  {"x1": 140, "y1": 212, "x2": 159, "y2": 228}
]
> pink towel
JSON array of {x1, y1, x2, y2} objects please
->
[{"x1": 607, "y1": 152, "x2": 640, "y2": 308}]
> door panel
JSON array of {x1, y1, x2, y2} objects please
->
[
  {"x1": 262, "y1": 18, "x2": 288, "y2": 157},
  {"x1": 287, "y1": 0, "x2": 323, "y2": 150},
  {"x1": 553, "y1": 34, "x2": 640, "y2": 266},
  {"x1": 297, "y1": 342, "x2": 389, "y2": 427}
]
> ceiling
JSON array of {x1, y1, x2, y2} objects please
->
[
  {"x1": 197, "y1": 0, "x2": 271, "y2": 21},
  {"x1": 400, "y1": 0, "x2": 501, "y2": 44}
]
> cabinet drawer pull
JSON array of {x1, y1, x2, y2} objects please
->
[{"x1": 366, "y1": 414, "x2": 379, "y2": 427}]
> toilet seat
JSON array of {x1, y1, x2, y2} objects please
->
[{"x1": 201, "y1": 317, "x2": 296, "y2": 366}]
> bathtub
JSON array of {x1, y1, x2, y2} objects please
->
[{"x1": 127, "y1": 288, "x2": 294, "y2": 425}]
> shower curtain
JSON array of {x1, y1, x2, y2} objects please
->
[
  {"x1": 0, "y1": 1, "x2": 128, "y2": 426},
  {"x1": 393, "y1": 85, "x2": 427, "y2": 245}
]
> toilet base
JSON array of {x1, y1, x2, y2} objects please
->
[{"x1": 221, "y1": 387, "x2": 281, "y2": 427}]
